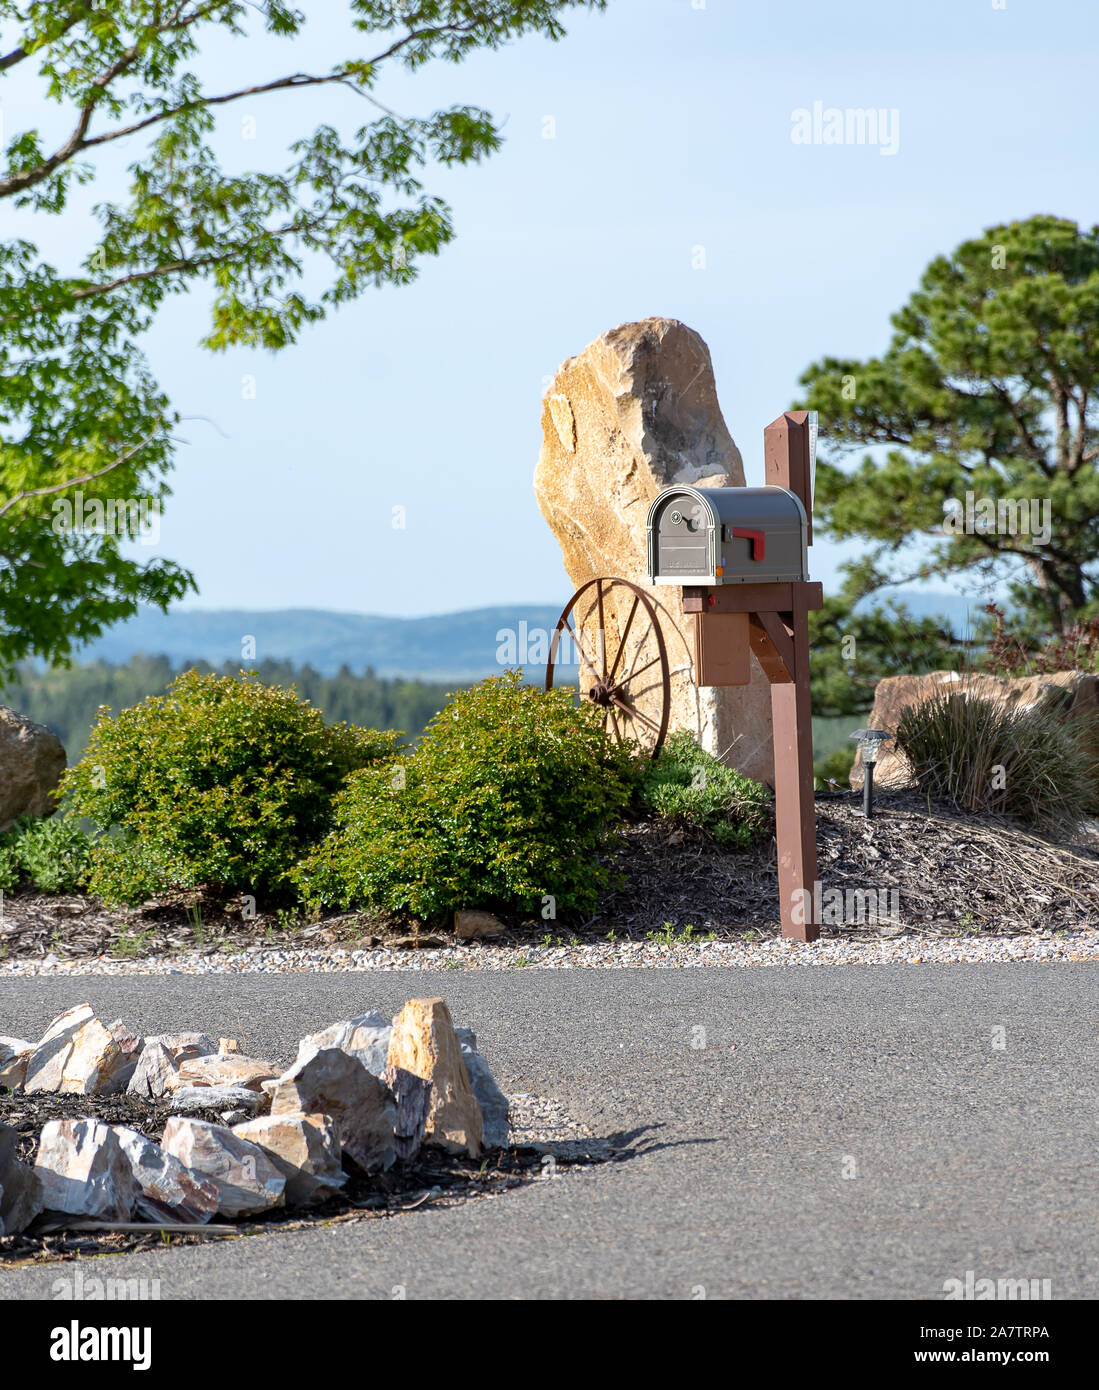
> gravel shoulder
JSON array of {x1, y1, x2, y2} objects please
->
[{"x1": 1, "y1": 928, "x2": 1096, "y2": 977}]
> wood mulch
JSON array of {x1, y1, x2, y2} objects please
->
[
  {"x1": 1, "y1": 792, "x2": 1096, "y2": 959},
  {"x1": 584, "y1": 790, "x2": 1099, "y2": 938}
]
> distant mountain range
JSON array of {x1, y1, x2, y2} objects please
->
[
  {"x1": 74, "y1": 605, "x2": 571, "y2": 681},
  {"x1": 72, "y1": 590, "x2": 986, "y2": 681}
]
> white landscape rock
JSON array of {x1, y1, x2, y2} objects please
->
[
  {"x1": 114, "y1": 1126, "x2": 220, "y2": 1225},
  {"x1": 170, "y1": 1053, "x2": 278, "y2": 1093},
  {"x1": 22, "y1": 1004, "x2": 94, "y2": 1093},
  {"x1": 270, "y1": 1047, "x2": 396, "y2": 1173},
  {"x1": 455, "y1": 1029, "x2": 510, "y2": 1150},
  {"x1": 34, "y1": 1119, "x2": 136, "y2": 1222},
  {"x1": 169, "y1": 1085, "x2": 268, "y2": 1116},
  {"x1": 0, "y1": 1036, "x2": 34, "y2": 1090},
  {"x1": 160, "y1": 1118, "x2": 285, "y2": 1218},
  {"x1": 126, "y1": 1040, "x2": 178, "y2": 1100},
  {"x1": 99, "y1": 1019, "x2": 145, "y2": 1094},
  {"x1": 150, "y1": 1033, "x2": 217, "y2": 1063},
  {"x1": 232, "y1": 1112, "x2": 345, "y2": 1208},
  {"x1": 294, "y1": 1012, "x2": 391, "y2": 1078},
  {"x1": 0, "y1": 1121, "x2": 43, "y2": 1234},
  {"x1": 386, "y1": 1068, "x2": 433, "y2": 1162},
  {"x1": 20, "y1": 1006, "x2": 141, "y2": 1096}
]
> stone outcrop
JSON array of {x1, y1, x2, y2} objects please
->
[
  {"x1": 34, "y1": 1119, "x2": 136, "y2": 1221},
  {"x1": 387, "y1": 999, "x2": 482, "y2": 1157},
  {"x1": 533, "y1": 317, "x2": 774, "y2": 783},
  {"x1": 0, "y1": 705, "x2": 66, "y2": 830},
  {"x1": 114, "y1": 1126, "x2": 220, "y2": 1225},
  {"x1": 270, "y1": 1047, "x2": 396, "y2": 1173},
  {"x1": 160, "y1": 1118, "x2": 285, "y2": 1218},
  {"x1": 233, "y1": 1113, "x2": 345, "y2": 1208},
  {"x1": 850, "y1": 670, "x2": 1099, "y2": 788},
  {"x1": 0, "y1": 1121, "x2": 43, "y2": 1234}
]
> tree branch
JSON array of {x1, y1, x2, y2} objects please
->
[
  {"x1": 0, "y1": 432, "x2": 161, "y2": 521},
  {"x1": 0, "y1": 4, "x2": 92, "y2": 72},
  {"x1": 78, "y1": 70, "x2": 383, "y2": 155},
  {"x1": 0, "y1": 10, "x2": 483, "y2": 204},
  {"x1": 0, "y1": 1, "x2": 221, "y2": 201}
]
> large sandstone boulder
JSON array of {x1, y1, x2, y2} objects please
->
[
  {"x1": 851, "y1": 670, "x2": 1099, "y2": 788},
  {"x1": 534, "y1": 317, "x2": 774, "y2": 783},
  {"x1": 0, "y1": 705, "x2": 66, "y2": 831}
]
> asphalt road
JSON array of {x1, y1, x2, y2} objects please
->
[{"x1": 2, "y1": 964, "x2": 1096, "y2": 1300}]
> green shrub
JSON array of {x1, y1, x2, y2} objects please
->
[
  {"x1": 0, "y1": 839, "x2": 20, "y2": 893},
  {"x1": 62, "y1": 669, "x2": 399, "y2": 905},
  {"x1": 637, "y1": 731, "x2": 770, "y2": 847},
  {"x1": 815, "y1": 745, "x2": 856, "y2": 789},
  {"x1": 294, "y1": 672, "x2": 639, "y2": 922},
  {"x1": 895, "y1": 690, "x2": 1095, "y2": 832},
  {"x1": 0, "y1": 815, "x2": 95, "y2": 894}
]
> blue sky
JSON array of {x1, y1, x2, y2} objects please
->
[{"x1": 5, "y1": 0, "x2": 1097, "y2": 616}]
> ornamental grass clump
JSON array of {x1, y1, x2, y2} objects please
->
[
  {"x1": 894, "y1": 690, "x2": 1096, "y2": 833},
  {"x1": 636, "y1": 730, "x2": 771, "y2": 847},
  {"x1": 63, "y1": 669, "x2": 399, "y2": 905},
  {"x1": 294, "y1": 671, "x2": 640, "y2": 922}
]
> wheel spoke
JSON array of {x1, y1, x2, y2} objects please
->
[
  {"x1": 612, "y1": 696, "x2": 661, "y2": 734},
  {"x1": 561, "y1": 618, "x2": 603, "y2": 685},
  {"x1": 549, "y1": 579, "x2": 670, "y2": 760},
  {"x1": 610, "y1": 651, "x2": 661, "y2": 692},
  {"x1": 608, "y1": 595, "x2": 639, "y2": 683},
  {"x1": 597, "y1": 579, "x2": 607, "y2": 679},
  {"x1": 618, "y1": 630, "x2": 650, "y2": 688}
]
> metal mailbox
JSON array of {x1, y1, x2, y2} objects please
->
[{"x1": 645, "y1": 485, "x2": 809, "y2": 586}]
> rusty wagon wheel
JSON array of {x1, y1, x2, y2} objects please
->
[{"x1": 545, "y1": 576, "x2": 671, "y2": 758}]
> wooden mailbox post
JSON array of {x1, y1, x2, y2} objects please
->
[{"x1": 658, "y1": 411, "x2": 823, "y2": 942}]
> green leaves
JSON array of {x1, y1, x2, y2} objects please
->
[
  {"x1": 637, "y1": 731, "x2": 770, "y2": 848},
  {"x1": 295, "y1": 670, "x2": 637, "y2": 922},
  {"x1": 1, "y1": 1, "x2": 605, "y2": 670},
  {"x1": 0, "y1": 814, "x2": 95, "y2": 894},
  {"x1": 62, "y1": 668, "x2": 399, "y2": 904}
]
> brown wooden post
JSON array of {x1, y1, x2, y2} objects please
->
[{"x1": 763, "y1": 412, "x2": 819, "y2": 942}]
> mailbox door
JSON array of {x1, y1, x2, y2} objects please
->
[{"x1": 653, "y1": 494, "x2": 713, "y2": 581}]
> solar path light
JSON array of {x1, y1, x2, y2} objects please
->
[{"x1": 850, "y1": 728, "x2": 892, "y2": 818}]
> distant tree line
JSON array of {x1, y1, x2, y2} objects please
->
[{"x1": 0, "y1": 656, "x2": 464, "y2": 764}]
